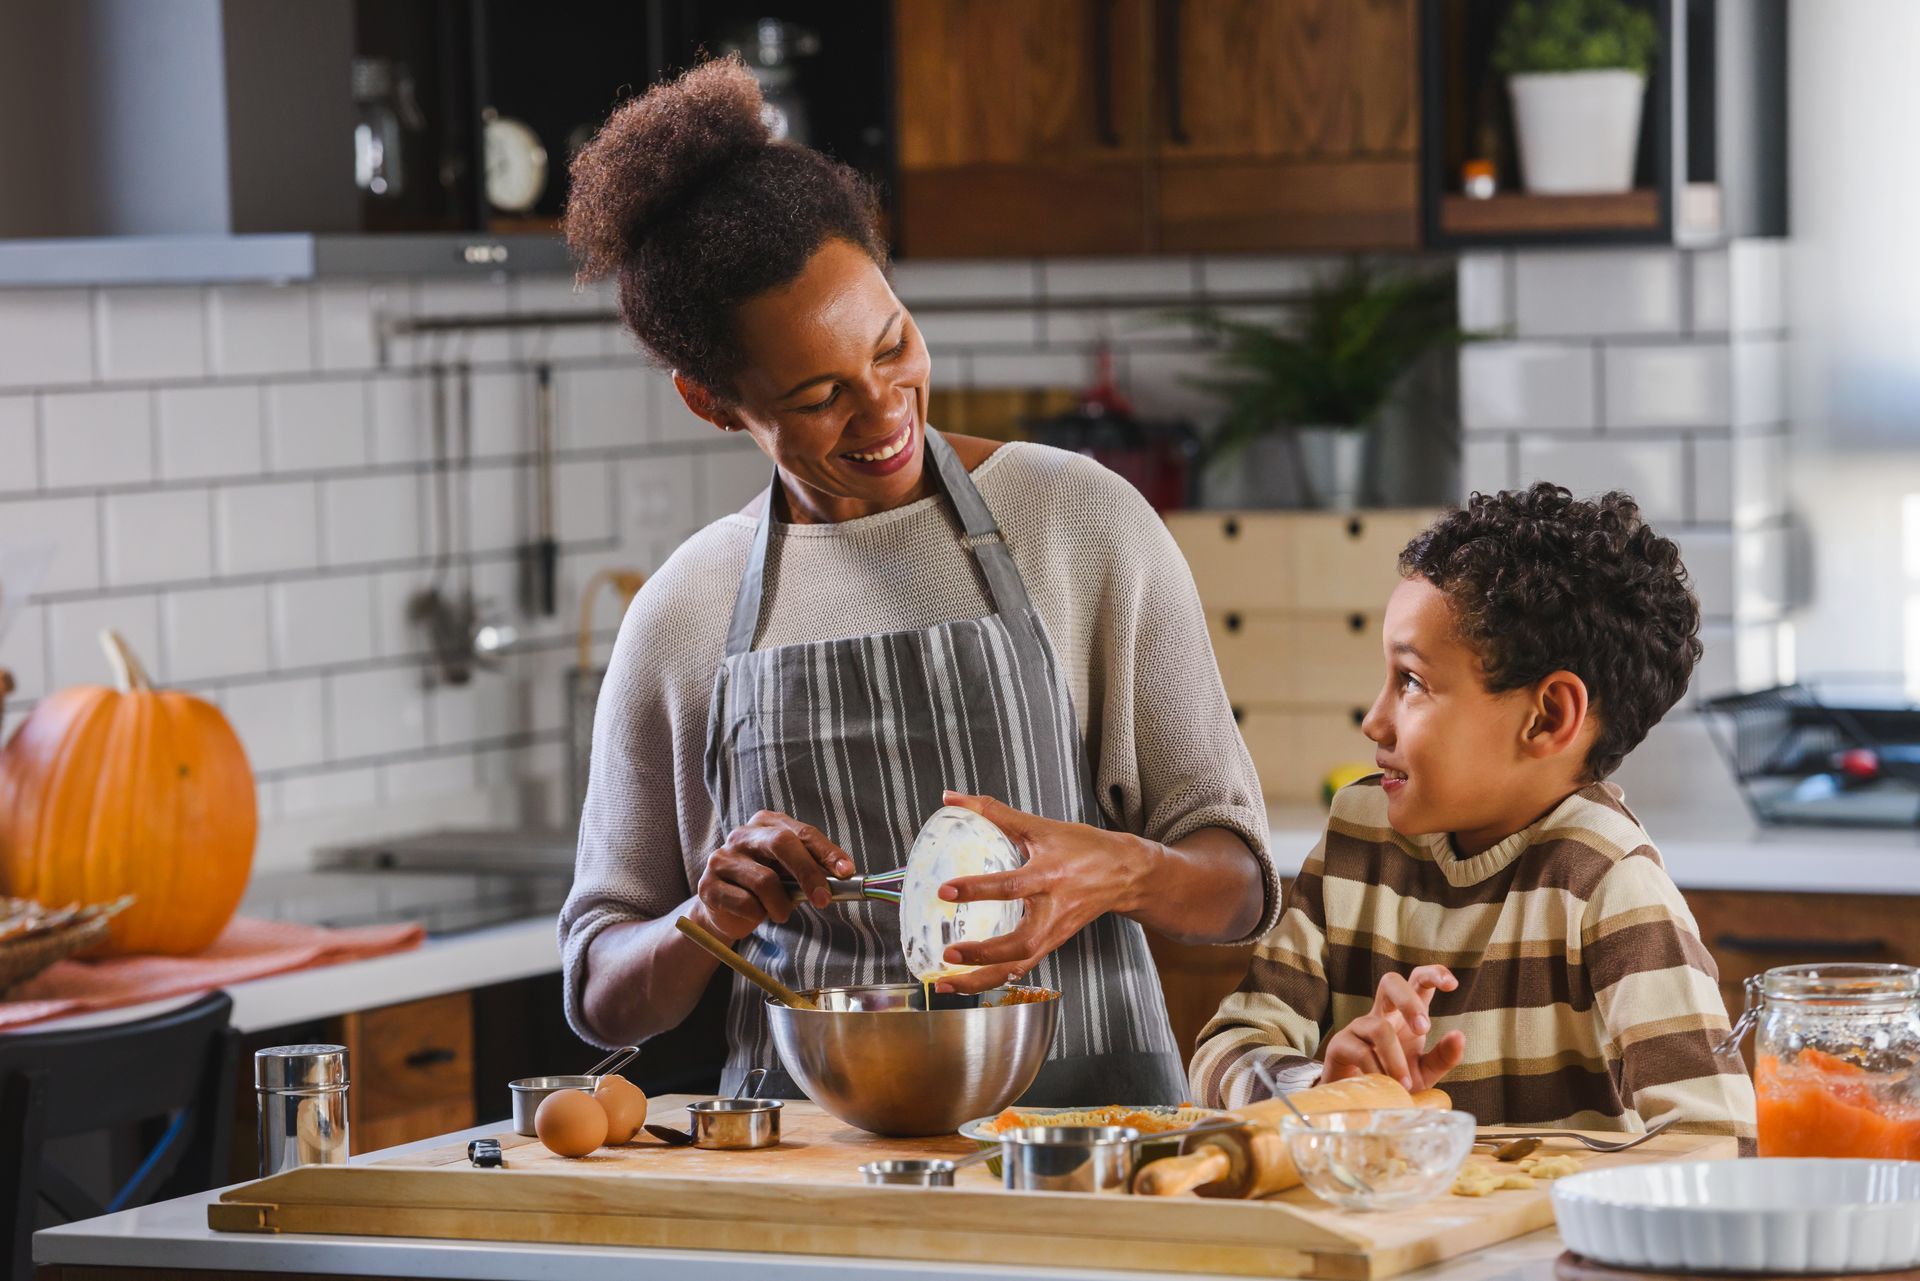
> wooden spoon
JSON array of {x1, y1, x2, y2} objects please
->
[{"x1": 674, "y1": 916, "x2": 818, "y2": 1010}]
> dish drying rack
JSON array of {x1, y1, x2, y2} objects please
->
[{"x1": 1701, "y1": 678, "x2": 1920, "y2": 827}]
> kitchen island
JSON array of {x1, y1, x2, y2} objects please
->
[{"x1": 34, "y1": 1117, "x2": 1576, "y2": 1281}]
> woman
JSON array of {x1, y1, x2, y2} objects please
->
[{"x1": 560, "y1": 56, "x2": 1276, "y2": 1105}]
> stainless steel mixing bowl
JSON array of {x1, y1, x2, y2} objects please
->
[{"x1": 765, "y1": 983, "x2": 1059, "y2": 1137}]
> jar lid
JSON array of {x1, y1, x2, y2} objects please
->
[
  {"x1": 256, "y1": 1044, "x2": 349, "y2": 1090},
  {"x1": 1760, "y1": 963, "x2": 1920, "y2": 1004}
]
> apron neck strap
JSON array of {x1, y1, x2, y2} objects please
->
[{"x1": 723, "y1": 428, "x2": 1033, "y2": 657}]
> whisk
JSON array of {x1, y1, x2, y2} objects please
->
[{"x1": 780, "y1": 867, "x2": 907, "y2": 905}]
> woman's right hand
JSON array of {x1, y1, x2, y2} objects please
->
[{"x1": 692, "y1": 810, "x2": 857, "y2": 941}]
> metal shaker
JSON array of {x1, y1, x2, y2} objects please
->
[{"x1": 255, "y1": 1044, "x2": 350, "y2": 1177}]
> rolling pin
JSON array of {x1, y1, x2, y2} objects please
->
[{"x1": 1133, "y1": 1074, "x2": 1452, "y2": 1199}]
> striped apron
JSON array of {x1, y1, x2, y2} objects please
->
[{"x1": 703, "y1": 428, "x2": 1186, "y2": 1104}]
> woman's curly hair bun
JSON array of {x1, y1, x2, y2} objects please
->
[{"x1": 562, "y1": 54, "x2": 885, "y2": 394}]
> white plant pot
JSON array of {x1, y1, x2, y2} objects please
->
[
  {"x1": 1297, "y1": 427, "x2": 1367, "y2": 510},
  {"x1": 1508, "y1": 69, "x2": 1646, "y2": 194}
]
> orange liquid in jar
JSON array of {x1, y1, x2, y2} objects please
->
[{"x1": 1756, "y1": 1048, "x2": 1920, "y2": 1159}]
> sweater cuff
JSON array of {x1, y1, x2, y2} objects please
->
[
  {"x1": 559, "y1": 905, "x2": 639, "y2": 1051},
  {"x1": 1160, "y1": 803, "x2": 1281, "y2": 943}
]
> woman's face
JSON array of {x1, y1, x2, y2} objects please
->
[{"x1": 681, "y1": 238, "x2": 934, "y2": 523}]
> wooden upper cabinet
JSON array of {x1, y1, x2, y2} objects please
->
[
  {"x1": 893, "y1": 0, "x2": 1154, "y2": 257},
  {"x1": 1152, "y1": 0, "x2": 1422, "y2": 251}
]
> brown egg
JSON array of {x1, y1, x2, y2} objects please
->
[
  {"x1": 535, "y1": 1088, "x2": 607, "y2": 1158},
  {"x1": 594, "y1": 1073, "x2": 649, "y2": 1145}
]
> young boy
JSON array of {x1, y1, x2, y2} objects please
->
[{"x1": 1191, "y1": 484, "x2": 1756, "y2": 1144}]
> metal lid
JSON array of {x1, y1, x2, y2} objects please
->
[{"x1": 255, "y1": 1043, "x2": 349, "y2": 1090}]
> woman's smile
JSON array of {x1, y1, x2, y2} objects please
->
[{"x1": 837, "y1": 416, "x2": 919, "y2": 477}]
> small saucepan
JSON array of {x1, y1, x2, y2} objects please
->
[
  {"x1": 507, "y1": 1046, "x2": 638, "y2": 1137},
  {"x1": 646, "y1": 1067, "x2": 784, "y2": 1151}
]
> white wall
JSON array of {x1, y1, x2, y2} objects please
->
[{"x1": 1785, "y1": 0, "x2": 1920, "y2": 675}]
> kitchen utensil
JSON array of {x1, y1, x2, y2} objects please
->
[
  {"x1": 255, "y1": 1045, "x2": 350, "y2": 1178},
  {"x1": 507, "y1": 1045, "x2": 638, "y2": 1137},
  {"x1": 0, "y1": 543, "x2": 52, "y2": 649},
  {"x1": 1256, "y1": 1058, "x2": 1375, "y2": 1198},
  {"x1": 526, "y1": 363, "x2": 557, "y2": 617},
  {"x1": 566, "y1": 567, "x2": 646, "y2": 817},
  {"x1": 765, "y1": 981, "x2": 1059, "y2": 1136},
  {"x1": 467, "y1": 1138, "x2": 503, "y2": 1168},
  {"x1": 645, "y1": 1068, "x2": 774, "y2": 1148},
  {"x1": 960, "y1": 1104, "x2": 1228, "y2": 1177},
  {"x1": 673, "y1": 916, "x2": 817, "y2": 1009},
  {"x1": 997, "y1": 1125, "x2": 1140, "y2": 1194},
  {"x1": 684, "y1": 1068, "x2": 782, "y2": 1150},
  {"x1": 1281, "y1": 1108, "x2": 1476, "y2": 1212},
  {"x1": 1476, "y1": 1135, "x2": 1543, "y2": 1162},
  {"x1": 859, "y1": 1147, "x2": 995, "y2": 1187},
  {"x1": 1132, "y1": 1071, "x2": 1446, "y2": 1199},
  {"x1": 1474, "y1": 1117, "x2": 1676, "y2": 1154},
  {"x1": 1552, "y1": 1158, "x2": 1920, "y2": 1273}
]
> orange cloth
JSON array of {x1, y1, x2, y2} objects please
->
[{"x1": 0, "y1": 916, "x2": 425, "y2": 1031}]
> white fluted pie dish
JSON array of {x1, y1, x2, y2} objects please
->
[{"x1": 1552, "y1": 1159, "x2": 1920, "y2": 1274}]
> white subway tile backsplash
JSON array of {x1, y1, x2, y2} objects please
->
[
  {"x1": 1692, "y1": 437, "x2": 1732, "y2": 523},
  {"x1": 1729, "y1": 239, "x2": 1787, "y2": 334},
  {"x1": 224, "y1": 677, "x2": 327, "y2": 772},
  {"x1": 1514, "y1": 436, "x2": 1686, "y2": 525},
  {"x1": 215, "y1": 480, "x2": 320, "y2": 575},
  {"x1": 0, "y1": 397, "x2": 37, "y2": 492},
  {"x1": 1693, "y1": 621, "x2": 1737, "y2": 700},
  {"x1": 469, "y1": 369, "x2": 532, "y2": 458},
  {"x1": 46, "y1": 594, "x2": 160, "y2": 691},
  {"x1": 271, "y1": 576, "x2": 376, "y2": 670},
  {"x1": 1737, "y1": 522, "x2": 1790, "y2": 619},
  {"x1": 1674, "y1": 527, "x2": 1735, "y2": 619},
  {"x1": 1733, "y1": 618, "x2": 1792, "y2": 692},
  {"x1": 0, "y1": 604, "x2": 46, "y2": 700},
  {"x1": 1733, "y1": 432, "x2": 1787, "y2": 528},
  {"x1": 1197, "y1": 255, "x2": 1339, "y2": 299},
  {"x1": 558, "y1": 365, "x2": 651, "y2": 450},
  {"x1": 1690, "y1": 249, "x2": 1729, "y2": 333},
  {"x1": 279, "y1": 766, "x2": 381, "y2": 816},
  {"x1": 619, "y1": 454, "x2": 700, "y2": 546},
  {"x1": 1732, "y1": 337, "x2": 1787, "y2": 430},
  {"x1": 1461, "y1": 437, "x2": 1514, "y2": 497},
  {"x1": 411, "y1": 280, "x2": 516, "y2": 364},
  {"x1": 967, "y1": 351, "x2": 1090, "y2": 391},
  {"x1": 313, "y1": 283, "x2": 386, "y2": 372},
  {"x1": 94, "y1": 288, "x2": 207, "y2": 382},
  {"x1": 0, "y1": 290, "x2": 94, "y2": 389},
  {"x1": 1512, "y1": 248, "x2": 1682, "y2": 337},
  {"x1": 555, "y1": 458, "x2": 615, "y2": 544},
  {"x1": 1603, "y1": 344, "x2": 1730, "y2": 430},
  {"x1": 700, "y1": 442, "x2": 772, "y2": 525},
  {"x1": 384, "y1": 753, "x2": 478, "y2": 799},
  {"x1": 512, "y1": 277, "x2": 618, "y2": 360},
  {"x1": 330, "y1": 665, "x2": 429, "y2": 759},
  {"x1": 267, "y1": 381, "x2": 370, "y2": 473},
  {"x1": 892, "y1": 259, "x2": 1038, "y2": 304},
  {"x1": 43, "y1": 389, "x2": 154, "y2": 488},
  {"x1": 464, "y1": 463, "x2": 524, "y2": 554},
  {"x1": 1042, "y1": 307, "x2": 1194, "y2": 347},
  {"x1": 1457, "y1": 252, "x2": 1513, "y2": 332},
  {"x1": 322, "y1": 473, "x2": 421, "y2": 565},
  {"x1": 104, "y1": 489, "x2": 212, "y2": 586},
  {"x1": 1044, "y1": 258, "x2": 1196, "y2": 301},
  {"x1": 911, "y1": 309, "x2": 1041, "y2": 348},
  {"x1": 428, "y1": 672, "x2": 521, "y2": 747},
  {"x1": 162, "y1": 584, "x2": 270, "y2": 683},
  {"x1": 208, "y1": 286, "x2": 314, "y2": 377},
  {"x1": 0, "y1": 495, "x2": 100, "y2": 592},
  {"x1": 368, "y1": 373, "x2": 433, "y2": 465},
  {"x1": 156, "y1": 385, "x2": 263, "y2": 481},
  {"x1": 651, "y1": 372, "x2": 718, "y2": 446},
  {"x1": 1460, "y1": 343, "x2": 1596, "y2": 432},
  {"x1": 370, "y1": 569, "x2": 429, "y2": 659}
]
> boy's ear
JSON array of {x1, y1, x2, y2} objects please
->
[
  {"x1": 1522, "y1": 670, "x2": 1591, "y2": 762},
  {"x1": 672, "y1": 371, "x2": 746, "y2": 434}
]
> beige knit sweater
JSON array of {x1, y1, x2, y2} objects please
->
[{"x1": 560, "y1": 441, "x2": 1277, "y2": 1044}]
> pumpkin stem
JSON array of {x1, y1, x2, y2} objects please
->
[{"x1": 98, "y1": 628, "x2": 153, "y2": 692}]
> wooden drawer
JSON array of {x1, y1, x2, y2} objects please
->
[
  {"x1": 1211, "y1": 609, "x2": 1382, "y2": 706},
  {"x1": 1287, "y1": 510, "x2": 1436, "y2": 611},
  {"x1": 1234, "y1": 704, "x2": 1375, "y2": 802},
  {"x1": 1682, "y1": 889, "x2": 1920, "y2": 1035},
  {"x1": 337, "y1": 991, "x2": 475, "y2": 1151},
  {"x1": 1167, "y1": 511, "x2": 1296, "y2": 611}
]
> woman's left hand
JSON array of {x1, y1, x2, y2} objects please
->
[{"x1": 932, "y1": 789, "x2": 1157, "y2": 994}]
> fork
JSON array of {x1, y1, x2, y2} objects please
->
[{"x1": 1473, "y1": 1115, "x2": 1676, "y2": 1153}]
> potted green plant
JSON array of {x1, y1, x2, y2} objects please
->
[
  {"x1": 1493, "y1": 0, "x2": 1661, "y2": 194},
  {"x1": 1185, "y1": 261, "x2": 1464, "y2": 510}
]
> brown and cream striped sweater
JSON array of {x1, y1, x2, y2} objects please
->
[{"x1": 1191, "y1": 777, "x2": 1756, "y2": 1144}]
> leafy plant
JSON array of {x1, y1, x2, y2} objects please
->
[
  {"x1": 1184, "y1": 261, "x2": 1466, "y2": 458},
  {"x1": 1492, "y1": 0, "x2": 1661, "y2": 77}
]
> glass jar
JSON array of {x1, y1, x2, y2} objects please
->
[{"x1": 1728, "y1": 963, "x2": 1920, "y2": 1159}]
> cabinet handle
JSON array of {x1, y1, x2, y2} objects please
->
[
  {"x1": 1158, "y1": 0, "x2": 1189, "y2": 145},
  {"x1": 1225, "y1": 612, "x2": 1243, "y2": 633},
  {"x1": 1231, "y1": 705, "x2": 1245, "y2": 724},
  {"x1": 1346, "y1": 517, "x2": 1365, "y2": 539},
  {"x1": 1347, "y1": 613, "x2": 1367, "y2": 633},
  {"x1": 404, "y1": 1046, "x2": 459, "y2": 1070},
  {"x1": 1092, "y1": 0, "x2": 1120, "y2": 147},
  {"x1": 1713, "y1": 933, "x2": 1889, "y2": 957},
  {"x1": 1350, "y1": 708, "x2": 1366, "y2": 727},
  {"x1": 1223, "y1": 516, "x2": 1240, "y2": 539}
]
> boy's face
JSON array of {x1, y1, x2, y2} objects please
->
[{"x1": 1361, "y1": 577, "x2": 1543, "y2": 848}]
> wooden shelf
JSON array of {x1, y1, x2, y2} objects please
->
[{"x1": 1438, "y1": 190, "x2": 1661, "y2": 238}]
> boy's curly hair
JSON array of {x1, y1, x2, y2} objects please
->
[{"x1": 1398, "y1": 483, "x2": 1702, "y2": 780}]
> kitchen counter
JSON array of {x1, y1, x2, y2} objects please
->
[{"x1": 34, "y1": 1119, "x2": 1572, "y2": 1281}]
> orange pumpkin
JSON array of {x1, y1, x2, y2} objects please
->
[{"x1": 0, "y1": 629, "x2": 256, "y2": 955}]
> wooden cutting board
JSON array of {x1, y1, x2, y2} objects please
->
[{"x1": 210, "y1": 1096, "x2": 1736, "y2": 1280}]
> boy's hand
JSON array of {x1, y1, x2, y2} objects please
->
[{"x1": 1322, "y1": 965, "x2": 1467, "y2": 1093}]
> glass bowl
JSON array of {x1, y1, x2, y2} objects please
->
[{"x1": 1281, "y1": 1108, "x2": 1475, "y2": 1211}]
